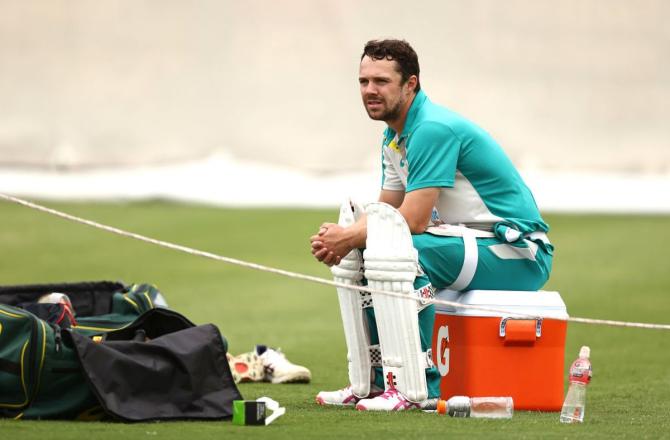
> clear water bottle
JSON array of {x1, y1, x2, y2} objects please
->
[
  {"x1": 560, "y1": 346, "x2": 592, "y2": 423},
  {"x1": 437, "y1": 396, "x2": 514, "y2": 418}
]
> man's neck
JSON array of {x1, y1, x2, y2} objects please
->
[{"x1": 387, "y1": 92, "x2": 417, "y2": 135}]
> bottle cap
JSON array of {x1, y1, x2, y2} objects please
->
[{"x1": 579, "y1": 346, "x2": 590, "y2": 359}]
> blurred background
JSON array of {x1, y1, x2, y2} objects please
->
[{"x1": 1, "y1": 0, "x2": 669, "y2": 211}]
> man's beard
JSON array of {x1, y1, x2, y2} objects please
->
[{"x1": 366, "y1": 98, "x2": 403, "y2": 122}]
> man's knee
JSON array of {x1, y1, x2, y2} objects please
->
[{"x1": 411, "y1": 233, "x2": 464, "y2": 289}]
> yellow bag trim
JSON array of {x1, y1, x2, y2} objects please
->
[
  {"x1": 72, "y1": 322, "x2": 131, "y2": 332},
  {"x1": 0, "y1": 308, "x2": 25, "y2": 319},
  {"x1": 143, "y1": 291, "x2": 154, "y2": 309},
  {"x1": 0, "y1": 341, "x2": 29, "y2": 409},
  {"x1": 123, "y1": 295, "x2": 140, "y2": 311}
]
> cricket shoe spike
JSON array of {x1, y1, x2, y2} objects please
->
[
  {"x1": 256, "y1": 345, "x2": 312, "y2": 384},
  {"x1": 355, "y1": 388, "x2": 422, "y2": 412}
]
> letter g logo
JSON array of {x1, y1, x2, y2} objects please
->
[{"x1": 436, "y1": 325, "x2": 449, "y2": 376}]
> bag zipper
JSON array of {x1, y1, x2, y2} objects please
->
[{"x1": 53, "y1": 325, "x2": 62, "y2": 353}]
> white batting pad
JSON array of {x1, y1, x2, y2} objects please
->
[
  {"x1": 330, "y1": 199, "x2": 373, "y2": 398},
  {"x1": 364, "y1": 202, "x2": 428, "y2": 402}
]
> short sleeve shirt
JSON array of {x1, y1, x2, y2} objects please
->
[{"x1": 381, "y1": 90, "x2": 548, "y2": 235}]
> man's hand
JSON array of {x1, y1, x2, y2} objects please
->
[{"x1": 310, "y1": 223, "x2": 356, "y2": 267}]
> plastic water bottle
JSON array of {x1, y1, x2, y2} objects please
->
[
  {"x1": 560, "y1": 346, "x2": 592, "y2": 423},
  {"x1": 437, "y1": 396, "x2": 514, "y2": 418}
]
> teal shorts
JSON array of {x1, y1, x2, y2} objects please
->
[
  {"x1": 412, "y1": 233, "x2": 553, "y2": 291},
  {"x1": 366, "y1": 233, "x2": 553, "y2": 398}
]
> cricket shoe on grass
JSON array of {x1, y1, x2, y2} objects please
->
[
  {"x1": 256, "y1": 345, "x2": 312, "y2": 384},
  {"x1": 227, "y1": 351, "x2": 264, "y2": 384},
  {"x1": 315, "y1": 385, "x2": 383, "y2": 406},
  {"x1": 355, "y1": 388, "x2": 435, "y2": 412}
]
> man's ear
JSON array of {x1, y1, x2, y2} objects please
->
[{"x1": 406, "y1": 75, "x2": 418, "y2": 93}]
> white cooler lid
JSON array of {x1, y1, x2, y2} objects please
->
[{"x1": 434, "y1": 289, "x2": 569, "y2": 319}]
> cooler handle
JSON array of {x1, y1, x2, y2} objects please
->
[{"x1": 499, "y1": 317, "x2": 543, "y2": 342}]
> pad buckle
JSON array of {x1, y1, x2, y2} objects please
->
[
  {"x1": 425, "y1": 348, "x2": 434, "y2": 369},
  {"x1": 359, "y1": 291, "x2": 373, "y2": 309},
  {"x1": 369, "y1": 345, "x2": 382, "y2": 367}
]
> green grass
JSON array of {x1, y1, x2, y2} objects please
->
[{"x1": 1, "y1": 200, "x2": 669, "y2": 439}]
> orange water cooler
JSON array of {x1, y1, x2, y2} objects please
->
[{"x1": 431, "y1": 290, "x2": 568, "y2": 411}]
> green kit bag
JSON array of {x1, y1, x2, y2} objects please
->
[{"x1": 0, "y1": 281, "x2": 169, "y2": 419}]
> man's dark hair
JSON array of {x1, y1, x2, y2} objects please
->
[{"x1": 361, "y1": 39, "x2": 421, "y2": 92}]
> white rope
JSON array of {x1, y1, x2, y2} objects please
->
[{"x1": 2, "y1": 192, "x2": 669, "y2": 330}]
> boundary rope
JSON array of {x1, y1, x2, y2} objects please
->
[{"x1": 2, "y1": 192, "x2": 669, "y2": 330}]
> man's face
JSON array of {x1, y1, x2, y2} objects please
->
[{"x1": 359, "y1": 56, "x2": 412, "y2": 123}]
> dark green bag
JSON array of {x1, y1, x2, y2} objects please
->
[{"x1": 0, "y1": 282, "x2": 167, "y2": 420}]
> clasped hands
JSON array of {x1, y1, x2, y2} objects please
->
[{"x1": 310, "y1": 223, "x2": 355, "y2": 267}]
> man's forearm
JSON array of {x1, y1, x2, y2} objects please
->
[{"x1": 343, "y1": 215, "x2": 367, "y2": 249}]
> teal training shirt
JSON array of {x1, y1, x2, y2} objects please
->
[{"x1": 381, "y1": 90, "x2": 549, "y2": 236}]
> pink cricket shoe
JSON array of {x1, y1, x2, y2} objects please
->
[
  {"x1": 315, "y1": 385, "x2": 383, "y2": 406},
  {"x1": 355, "y1": 388, "x2": 422, "y2": 411}
]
